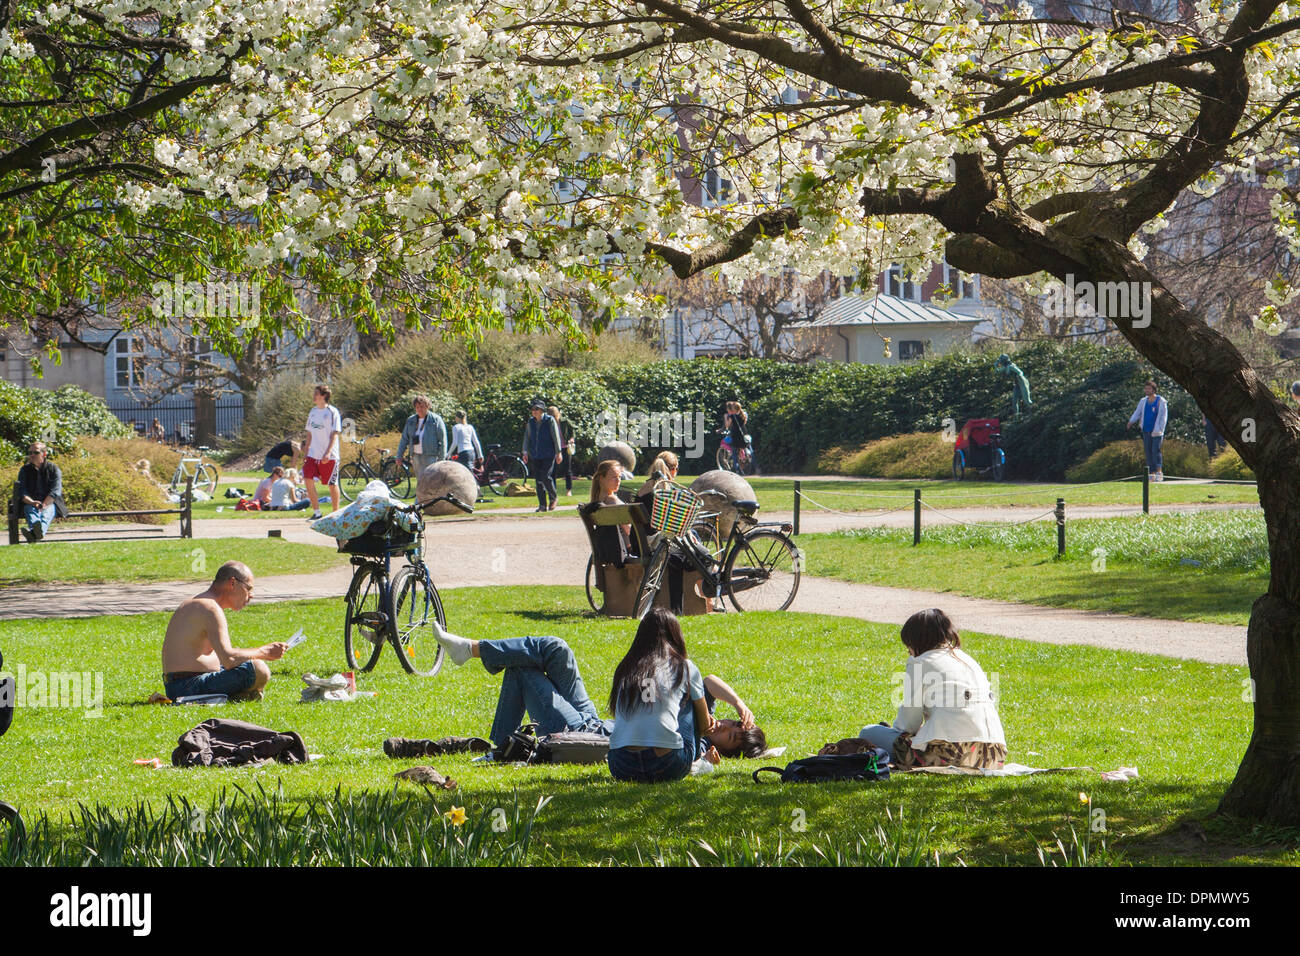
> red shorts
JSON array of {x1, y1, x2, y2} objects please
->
[{"x1": 303, "y1": 457, "x2": 338, "y2": 485}]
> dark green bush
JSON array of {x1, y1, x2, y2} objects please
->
[
  {"x1": 465, "y1": 369, "x2": 617, "y2": 470},
  {"x1": 0, "y1": 381, "x2": 125, "y2": 462},
  {"x1": 371, "y1": 389, "x2": 462, "y2": 434}
]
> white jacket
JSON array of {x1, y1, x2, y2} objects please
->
[
  {"x1": 892, "y1": 647, "x2": 1005, "y2": 750},
  {"x1": 1128, "y1": 395, "x2": 1168, "y2": 437}
]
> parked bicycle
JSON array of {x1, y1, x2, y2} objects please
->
[
  {"x1": 170, "y1": 445, "x2": 220, "y2": 497},
  {"x1": 467, "y1": 443, "x2": 531, "y2": 497},
  {"x1": 633, "y1": 486, "x2": 800, "y2": 618},
  {"x1": 715, "y1": 429, "x2": 756, "y2": 475},
  {"x1": 339, "y1": 436, "x2": 413, "y2": 502},
  {"x1": 342, "y1": 492, "x2": 474, "y2": 676}
]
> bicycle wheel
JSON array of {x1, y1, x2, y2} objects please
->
[
  {"x1": 738, "y1": 448, "x2": 755, "y2": 476},
  {"x1": 633, "y1": 541, "x2": 671, "y2": 619},
  {"x1": 338, "y1": 462, "x2": 368, "y2": 502},
  {"x1": 344, "y1": 564, "x2": 388, "y2": 672},
  {"x1": 381, "y1": 458, "x2": 412, "y2": 499},
  {"x1": 489, "y1": 455, "x2": 530, "y2": 496},
  {"x1": 952, "y1": 450, "x2": 964, "y2": 480},
  {"x1": 585, "y1": 555, "x2": 605, "y2": 612},
  {"x1": 389, "y1": 564, "x2": 446, "y2": 676},
  {"x1": 715, "y1": 445, "x2": 732, "y2": 472},
  {"x1": 193, "y1": 463, "x2": 219, "y2": 497},
  {"x1": 723, "y1": 529, "x2": 801, "y2": 612}
]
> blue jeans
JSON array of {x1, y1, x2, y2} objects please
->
[
  {"x1": 23, "y1": 503, "x2": 54, "y2": 537},
  {"x1": 1142, "y1": 431, "x2": 1163, "y2": 473},
  {"x1": 263, "y1": 456, "x2": 281, "y2": 474},
  {"x1": 163, "y1": 662, "x2": 257, "y2": 701},
  {"x1": 479, "y1": 636, "x2": 612, "y2": 746},
  {"x1": 608, "y1": 696, "x2": 702, "y2": 783}
]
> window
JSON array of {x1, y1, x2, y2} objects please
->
[
  {"x1": 899, "y1": 340, "x2": 926, "y2": 361},
  {"x1": 183, "y1": 336, "x2": 213, "y2": 382},
  {"x1": 115, "y1": 336, "x2": 144, "y2": 388},
  {"x1": 943, "y1": 262, "x2": 979, "y2": 300},
  {"x1": 701, "y1": 153, "x2": 733, "y2": 207},
  {"x1": 887, "y1": 264, "x2": 920, "y2": 301}
]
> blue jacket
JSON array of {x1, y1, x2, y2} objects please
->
[
  {"x1": 397, "y1": 413, "x2": 447, "y2": 461},
  {"x1": 523, "y1": 414, "x2": 562, "y2": 459}
]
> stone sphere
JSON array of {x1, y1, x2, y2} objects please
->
[
  {"x1": 597, "y1": 441, "x2": 637, "y2": 473},
  {"x1": 416, "y1": 460, "x2": 478, "y2": 515},
  {"x1": 688, "y1": 469, "x2": 756, "y2": 542}
]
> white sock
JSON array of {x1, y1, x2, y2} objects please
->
[{"x1": 432, "y1": 620, "x2": 473, "y2": 666}]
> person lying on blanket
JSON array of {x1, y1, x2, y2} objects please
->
[
  {"x1": 820, "y1": 608, "x2": 1007, "y2": 771},
  {"x1": 425, "y1": 613, "x2": 767, "y2": 764}
]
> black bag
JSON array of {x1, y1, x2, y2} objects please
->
[
  {"x1": 752, "y1": 749, "x2": 891, "y2": 784},
  {"x1": 493, "y1": 723, "x2": 539, "y2": 763},
  {"x1": 534, "y1": 731, "x2": 610, "y2": 765}
]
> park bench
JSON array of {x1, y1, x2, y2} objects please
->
[
  {"x1": 578, "y1": 496, "x2": 711, "y2": 617},
  {"x1": 7, "y1": 478, "x2": 194, "y2": 545}
]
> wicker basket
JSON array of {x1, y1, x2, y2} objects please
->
[{"x1": 651, "y1": 484, "x2": 700, "y2": 537}]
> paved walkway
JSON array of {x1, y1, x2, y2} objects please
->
[{"x1": 0, "y1": 503, "x2": 1250, "y2": 666}]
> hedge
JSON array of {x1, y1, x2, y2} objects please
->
[
  {"x1": 464, "y1": 369, "x2": 617, "y2": 469},
  {"x1": 0, "y1": 381, "x2": 128, "y2": 464}
]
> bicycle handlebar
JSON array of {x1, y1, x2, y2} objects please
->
[{"x1": 401, "y1": 493, "x2": 474, "y2": 516}]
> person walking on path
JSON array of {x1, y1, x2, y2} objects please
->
[
  {"x1": 13, "y1": 441, "x2": 67, "y2": 542},
  {"x1": 550, "y1": 405, "x2": 575, "y2": 496},
  {"x1": 449, "y1": 410, "x2": 484, "y2": 473},
  {"x1": 397, "y1": 394, "x2": 447, "y2": 482},
  {"x1": 1126, "y1": 380, "x2": 1168, "y2": 482},
  {"x1": 303, "y1": 384, "x2": 342, "y2": 518},
  {"x1": 521, "y1": 399, "x2": 563, "y2": 512}
]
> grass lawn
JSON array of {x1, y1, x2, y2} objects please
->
[
  {"x1": 744, "y1": 477, "x2": 1261, "y2": 515},
  {"x1": 799, "y1": 511, "x2": 1266, "y2": 626},
  {"x1": 0, "y1": 585, "x2": 1287, "y2": 866},
  {"x1": 0, "y1": 537, "x2": 348, "y2": 586}
]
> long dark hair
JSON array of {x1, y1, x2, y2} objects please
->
[
  {"x1": 900, "y1": 608, "x2": 961, "y2": 657},
  {"x1": 608, "y1": 608, "x2": 688, "y2": 716}
]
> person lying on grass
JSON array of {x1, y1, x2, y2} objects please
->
[
  {"x1": 820, "y1": 608, "x2": 1007, "y2": 771},
  {"x1": 160, "y1": 561, "x2": 285, "y2": 703},
  {"x1": 425, "y1": 613, "x2": 765, "y2": 767}
]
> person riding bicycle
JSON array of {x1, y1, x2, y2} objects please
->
[
  {"x1": 723, "y1": 401, "x2": 751, "y2": 471},
  {"x1": 397, "y1": 395, "x2": 448, "y2": 482}
]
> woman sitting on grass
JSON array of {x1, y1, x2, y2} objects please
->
[
  {"x1": 607, "y1": 608, "x2": 764, "y2": 782},
  {"x1": 823, "y1": 608, "x2": 1006, "y2": 771}
]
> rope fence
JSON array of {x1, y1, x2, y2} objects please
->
[{"x1": 791, "y1": 471, "x2": 1259, "y2": 556}]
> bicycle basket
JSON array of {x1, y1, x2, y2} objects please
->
[
  {"x1": 339, "y1": 517, "x2": 418, "y2": 556},
  {"x1": 651, "y1": 484, "x2": 700, "y2": 537}
]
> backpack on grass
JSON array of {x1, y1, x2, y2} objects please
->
[
  {"x1": 534, "y1": 731, "x2": 610, "y2": 765},
  {"x1": 752, "y1": 749, "x2": 891, "y2": 784}
]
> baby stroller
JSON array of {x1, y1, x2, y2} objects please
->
[{"x1": 952, "y1": 418, "x2": 1006, "y2": 481}]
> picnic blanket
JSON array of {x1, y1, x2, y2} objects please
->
[{"x1": 309, "y1": 480, "x2": 415, "y2": 542}]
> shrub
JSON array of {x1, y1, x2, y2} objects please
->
[
  {"x1": 1209, "y1": 446, "x2": 1256, "y2": 480},
  {"x1": 0, "y1": 381, "x2": 91, "y2": 461},
  {"x1": 370, "y1": 389, "x2": 462, "y2": 435},
  {"x1": 77, "y1": 435, "x2": 183, "y2": 482},
  {"x1": 0, "y1": 451, "x2": 172, "y2": 522},
  {"x1": 1064, "y1": 439, "x2": 1209, "y2": 482},
  {"x1": 339, "y1": 431, "x2": 401, "y2": 466},
  {"x1": 37, "y1": 385, "x2": 130, "y2": 439},
  {"x1": 465, "y1": 369, "x2": 617, "y2": 471},
  {"x1": 816, "y1": 433, "x2": 955, "y2": 479}
]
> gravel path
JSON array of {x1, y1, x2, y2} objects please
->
[{"x1": 0, "y1": 502, "x2": 1250, "y2": 665}]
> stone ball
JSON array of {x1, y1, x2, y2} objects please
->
[
  {"x1": 688, "y1": 470, "x2": 756, "y2": 543},
  {"x1": 597, "y1": 441, "x2": 637, "y2": 473},
  {"x1": 416, "y1": 460, "x2": 478, "y2": 515}
]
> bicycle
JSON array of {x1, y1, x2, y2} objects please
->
[
  {"x1": 633, "y1": 486, "x2": 800, "y2": 618},
  {"x1": 466, "y1": 443, "x2": 531, "y2": 497},
  {"x1": 715, "y1": 430, "x2": 756, "y2": 475},
  {"x1": 170, "y1": 445, "x2": 220, "y2": 497},
  {"x1": 342, "y1": 492, "x2": 473, "y2": 676},
  {"x1": 338, "y1": 436, "x2": 413, "y2": 502}
]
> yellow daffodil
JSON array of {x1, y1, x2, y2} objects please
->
[
  {"x1": 1079, "y1": 791, "x2": 1090, "y2": 804},
  {"x1": 444, "y1": 806, "x2": 467, "y2": 826}
]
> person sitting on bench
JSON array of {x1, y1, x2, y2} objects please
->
[
  {"x1": 427, "y1": 618, "x2": 766, "y2": 761},
  {"x1": 161, "y1": 561, "x2": 285, "y2": 702},
  {"x1": 13, "y1": 442, "x2": 67, "y2": 542}
]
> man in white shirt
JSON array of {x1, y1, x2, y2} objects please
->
[{"x1": 303, "y1": 383, "x2": 342, "y2": 518}]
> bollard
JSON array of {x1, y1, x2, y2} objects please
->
[
  {"x1": 1142, "y1": 470, "x2": 1149, "y2": 514},
  {"x1": 1056, "y1": 497, "x2": 1066, "y2": 556},
  {"x1": 793, "y1": 480, "x2": 801, "y2": 536},
  {"x1": 914, "y1": 489, "x2": 921, "y2": 546}
]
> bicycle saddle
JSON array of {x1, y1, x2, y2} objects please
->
[
  {"x1": 485, "y1": 443, "x2": 501, "y2": 452},
  {"x1": 731, "y1": 499, "x2": 759, "y2": 514}
]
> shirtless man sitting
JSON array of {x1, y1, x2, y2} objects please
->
[{"x1": 161, "y1": 561, "x2": 285, "y2": 702}]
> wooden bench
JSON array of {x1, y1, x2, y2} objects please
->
[{"x1": 7, "y1": 478, "x2": 194, "y2": 544}]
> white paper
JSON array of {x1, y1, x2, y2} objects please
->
[{"x1": 286, "y1": 628, "x2": 307, "y2": 649}]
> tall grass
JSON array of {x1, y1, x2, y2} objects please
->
[
  {"x1": 3, "y1": 785, "x2": 551, "y2": 867},
  {"x1": 831, "y1": 510, "x2": 1268, "y2": 573}
]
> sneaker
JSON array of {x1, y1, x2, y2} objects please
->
[
  {"x1": 1152, "y1": 472, "x2": 1164, "y2": 483},
  {"x1": 30, "y1": 525, "x2": 44, "y2": 541},
  {"x1": 534, "y1": 506, "x2": 546, "y2": 513},
  {"x1": 307, "y1": 512, "x2": 322, "y2": 519},
  {"x1": 472, "y1": 751, "x2": 496, "y2": 764},
  {"x1": 20, "y1": 527, "x2": 33, "y2": 543},
  {"x1": 547, "y1": 502, "x2": 557, "y2": 511}
]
